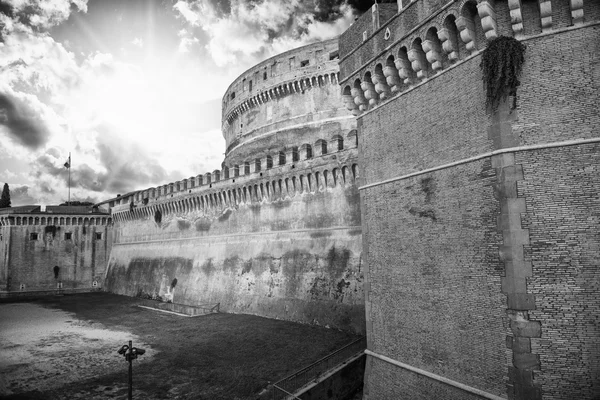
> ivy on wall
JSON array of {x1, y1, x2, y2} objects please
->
[{"x1": 480, "y1": 36, "x2": 526, "y2": 110}]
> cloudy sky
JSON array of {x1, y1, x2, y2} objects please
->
[{"x1": 0, "y1": 0, "x2": 371, "y2": 206}]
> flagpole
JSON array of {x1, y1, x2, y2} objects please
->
[{"x1": 68, "y1": 152, "x2": 71, "y2": 205}]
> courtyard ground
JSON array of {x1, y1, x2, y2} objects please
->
[{"x1": 0, "y1": 292, "x2": 361, "y2": 400}]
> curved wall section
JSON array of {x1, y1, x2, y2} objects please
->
[
  {"x1": 104, "y1": 151, "x2": 364, "y2": 333},
  {"x1": 221, "y1": 39, "x2": 352, "y2": 168}
]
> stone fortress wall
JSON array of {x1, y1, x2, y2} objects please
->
[
  {"x1": 101, "y1": 40, "x2": 365, "y2": 333},
  {"x1": 339, "y1": 0, "x2": 600, "y2": 399},
  {"x1": 0, "y1": 207, "x2": 112, "y2": 293}
]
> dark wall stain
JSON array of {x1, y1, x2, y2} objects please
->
[
  {"x1": 272, "y1": 199, "x2": 292, "y2": 209},
  {"x1": 44, "y1": 225, "x2": 57, "y2": 237},
  {"x1": 218, "y1": 209, "x2": 232, "y2": 222},
  {"x1": 409, "y1": 207, "x2": 437, "y2": 221},
  {"x1": 107, "y1": 257, "x2": 193, "y2": 299},
  {"x1": 195, "y1": 218, "x2": 211, "y2": 232},
  {"x1": 241, "y1": 260, "x2": 253, "y2": 274},
  {"x1": 201, "y1": 258, "x2": 215, "y2": 276},
  {"x1": 310, "y1": 230, "x2": 332, "y2": 239},
  {"x1": 420, "y1": 176, "x2": 436, "y2": 203},
  {"x1": 177, "y1": 219, "x2": 191, "y2": 230},
  {"x1": 348, "y1": 228, "x2": 362, "y2": 236},
  {"x1": 249, "y1": 203, "x2": 261, "y2": 215},
  {"x1": 327, "y1": 246, "x2": 351, "y2": 277},
  {"x1": 282, "y1": 249, "x2": 313, "y2": 295},
  {"x1": 270, "y1": 220, "x2": 291, "y2": 231},
  {"x1": 223, "y1": 256, "x2": 240, "y2": 273},
  {"x1": 305, "y1": 213, "x2": 335, "y2": 229}
]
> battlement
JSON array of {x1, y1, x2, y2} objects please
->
[
  {"x1": 339, "y1": 0, "x2": 599, "y2": 116},
  {"x1": 110, "y1": 143, "x2": 359, "y2": 224}
]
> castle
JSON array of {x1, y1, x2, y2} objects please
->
[{"x1": 1, "y1": 0, "x2": 599, "y2": 398}]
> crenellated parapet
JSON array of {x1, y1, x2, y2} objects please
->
[
  {"x1": 0, "y1": 212, "x2": 111, "y2": 227},
  {"x1": 339, "y1": 0, "x2": 600, "y2": 116},
  {"x1": 110, "y1": 144, "x2": 359, "y2": 226}
]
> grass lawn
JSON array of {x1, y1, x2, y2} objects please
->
[{"x1": 0, "y1": 292, "x2": 361, "y2": 400}]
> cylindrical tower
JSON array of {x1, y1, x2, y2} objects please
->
[{"x1": 221, "y1": 38, "x2": 353, "y2": 171}]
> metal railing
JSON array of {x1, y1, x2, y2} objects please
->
[{"x1": 269, "y1": 336, "x2": 366, "y2": 400}]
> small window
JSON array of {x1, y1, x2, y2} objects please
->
[
  {"x1": 249, "y1": 80, "x2": 253, "y2": 91},
  {"x1": 300, "y1": 60, "x2": 309, "y2": 67},
  {"x1": 30, "y1": 232, "x2": 38, "y2": 240},
  {"x1": 95, "y1": 232, "x2": 102, "y2": 240},
  {"x1": 329, "y1": 51, "x2": 339, "y2": 61},
  {"x1": 231, "y1": 92, "x2": 236, "y2": 100},
  {"x1": 362, "y1": 31, "x2": 368, "y2": 42},
  {"x1": 263, "y1": 71, "x2": 267, "y2": 80},
  {"x1": 64, "y1": 232, "x2": 72, "y2": 240}
]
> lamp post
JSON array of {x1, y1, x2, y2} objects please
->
[{"x1": 117, "y1": 340, "x2": 145, "y2": 400}]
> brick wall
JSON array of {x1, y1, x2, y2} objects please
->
[
  {"x1": 515, "y1": 26, "x2": 600, "y2": 146},
  {"x1": 518, "y1": 144, "x2": 600, "y2": 399},
  {"x1": 362, "y1": 161, "x2": 507, "y2": 398},
  {"x1": 356, "y1": 18, "x2": 600, "y2": 400},
  {"x1": 358, "y1": 56, "x2": 491, "y2": 185}
]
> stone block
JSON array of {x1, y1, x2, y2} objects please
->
[
  {"x1": 508, "y1": 366, "x2": 533, "y2": 386},
  {"x1": 504, "y1": 261, "x2": 532, "y2": 279},
  {"x1": 491, "y1": 152, "x2": 515, "y2": 168},
  {"x1": 508, "y1": 293, "x2": 536, "y2": 310},
  {"x1": 500, "y1": 197, "x2": 526, "y2": 215},
  {"x1": 502, "y1": 276, "x2": 527, "y2": 293},
  {"x1": 513, "y1": 352, "x2": 540, "y2": 370},
  {"x1": 511, "y1": 337, "x2": 531, "y2": 353},
  {"x1": 499, "y1": 164, "x2": 524, "y2": 183},
  {"x1": 514, "y1": 383, "x2": 542, "y2": 399},
  {"x1": 510, "y1": 320, "x2": 541, "y2": 338},
  {"x1": 494, "y1": 181, "x2": 518, "y2": 200},
  {"x1": 503, "y1": 229, "x2": 530, "y2": 246},
  {"x1": 499, "y1": 244, "x2": 524, "y2": 262}
]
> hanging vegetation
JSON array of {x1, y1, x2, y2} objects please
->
[{"x1": 480, "y1": 36, "x2": 526, "y2": 110}]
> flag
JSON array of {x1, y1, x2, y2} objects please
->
[{"x1": 64, "y1": 157, "x2": 70, "y2": 169}]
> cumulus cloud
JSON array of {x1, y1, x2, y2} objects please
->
[
  {"x1": 8, "y1": 185, "x2": 37, "y2": 206},
  {"x1": 0, "y1": 92, "x2": 51, "y2": 149},
  {"x1": 173, "y1": 0, "x2": 365, "y2": 67}
]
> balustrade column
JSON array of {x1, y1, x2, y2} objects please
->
[
  {"x1": 478, "y1": 0, "x2": 499, "y2": 39},
  {"x1": 570, "y1": 0, "x2": 584, "y2": 25},
  {"x1": 422, "y1": 40, "x2": 443, "y2": 73},
  {"x1": 456, "y1": 16, "x2": 477, "y2": 52},
  {"x1": 351, "y1": 86, "x2": 368, "y2": 112},
  {"x1": 394, "y1": 56, "x2": 413, "y2": 86},
  {"x1": 361, "y1": 79, "x2": 379, "y2": 107},
  {"x1": 508, "y1": 0, "x2": 524, "y2": 38},
  {"x1": 407, "y1": 49, "x2": 427, "y2": 81},
  {"x1": 372, "y1": 69, "x2": 391, "y2": 100},
  {"x1": 437, "y1": 28, "x2": 458, "y2": 62}
]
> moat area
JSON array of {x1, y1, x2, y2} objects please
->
[{"x1": 0, "y1": 293, "x2": 359, "y2": 399}]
